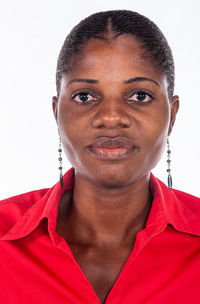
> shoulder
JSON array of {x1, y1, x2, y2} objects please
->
[
  {"x1": 172, "y1": 188, "x2": 199, "y2": 201},
  {"x1": 153, "y1": 174, "x2": 199, "y2": 204},
  {"x1": 172, "y1": 188, "x2": 200, "y2": 210},
  {"x1": 152, "y1": 172, "x2": 200, "y2": 214},
  {"x1": 0, "y1": 188, "x2": 49, "y2": 237},
  {"x1": 151, "y1": 174, "x2": 200, "y2": 236}
]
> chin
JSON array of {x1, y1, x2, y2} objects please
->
[{"x1": 90, "y1": 167, "x2": 138, "y2": 188}]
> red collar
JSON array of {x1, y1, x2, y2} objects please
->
[{"x1": 1, "y1": 167, "x2": 200, "y2": 241}]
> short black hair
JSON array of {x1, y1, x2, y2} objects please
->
[{"x1": 56, "y1": 10, "x2": 175, "y2": 99}]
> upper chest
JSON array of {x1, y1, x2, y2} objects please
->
[
  {"x1": 1, "y1": 224, "x2": 200, "y2": 304},
  {"x1": 68, "y1": 242, "x2": 134, "y2": 304}
]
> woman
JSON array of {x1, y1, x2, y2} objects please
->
[{"x1": 0, "y1": 10, "x2": 199, "y2": 304}]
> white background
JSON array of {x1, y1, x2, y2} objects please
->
[{"x1": 0, "y1": 0, "x2": 199, "y2": 199}]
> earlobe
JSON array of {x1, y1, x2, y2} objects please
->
[
  {"x1": 168, "y1": 95, "x2": 180, "y2": 136},
  {"x1": 52, "y1": 96, "x2": 58, "y2": 123}
]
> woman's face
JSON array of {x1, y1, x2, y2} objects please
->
[{"x1": 53, "y1": 35, "x2": 179, "y2": 187}]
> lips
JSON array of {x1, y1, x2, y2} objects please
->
[
  {"x1": 88, "y1": 137, "x2": 136, "y2": 160},
  {"x1": 90, "y1": 137, "x2": 133, "y2": 149}
]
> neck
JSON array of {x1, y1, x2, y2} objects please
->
[{"x1": 57, "y1": 172, "x2": 153, "y2": 249}]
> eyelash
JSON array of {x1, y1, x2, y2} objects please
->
[{"x1": 71, "y1": 90, "x2": 154, "y2": 104}]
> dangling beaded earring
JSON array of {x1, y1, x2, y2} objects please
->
[
  {"x1": 58, "y1": 136, "x2": 63, "y2": 188},
  {"x1": 167, "y1": 136, "x2": 172, "y2": 190}
]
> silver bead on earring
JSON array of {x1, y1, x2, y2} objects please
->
[
  {"x1": 167, "y1": 136, "x2": 172, "y2": 190},
  {"x1": 58, "y1": 136, "x2": 63, "y2": 188}
]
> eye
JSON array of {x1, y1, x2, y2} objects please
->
[
  {"x1": 128, "y1": 91, "x2": 153, "y2": 103},
  {"x1": 71, "y1": 91, "x2": 97, "y2": 104}
]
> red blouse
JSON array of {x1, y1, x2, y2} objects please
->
[{"x1": 0, "y1": 167, "x2": 200, "y2": 303}]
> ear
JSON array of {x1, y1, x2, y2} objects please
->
[
  {"x1": 52, "y1": 96, "x2": 58, "y2": 124},
  {"x1": 168, "y1": 95, "x2": 179, "y2": 136}
]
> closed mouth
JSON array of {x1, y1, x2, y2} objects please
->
[
  {"x1": 90, "y1": 137, "x2": 134, "y2": 149},
  {"x1": 88, "y1": 136, "x2": 138, "y2": 160},
  {"x1": 89, "y1": 145, "x2": 136, "y2": 160}
]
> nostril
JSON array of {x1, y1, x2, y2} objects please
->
[{"x1": 121, "y1": 124, "x2": 129, "y2": 128}]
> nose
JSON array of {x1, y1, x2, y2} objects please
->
[{"x1": 91, "y1": 99, "x2": 131, "y2": 129}]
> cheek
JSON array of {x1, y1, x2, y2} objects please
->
[
  {"x1": 57, "y1": 104, "x2": 80, "y2": 162},
  {"x1": 57, "y1": 101, "x2": 92, "y2": 168},
  {"x1": 143, "y1": 99, "x2": 170, "y2": 138},
  {"x1": 141, "y1": 103, "x2": 170, "y2": 168}
]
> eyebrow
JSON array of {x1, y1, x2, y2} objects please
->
[
  {"x1": 67, "y1": 78, "x2": 98, "y2": 86},
  {"x1": 67, "y1": 77, "x2": 160, "y2": 87},
  {"x1": 124, "y1": 77, "x2": 160, "y2": 87}
]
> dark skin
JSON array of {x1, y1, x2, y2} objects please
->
[{"x1": 52, "y1": 35, "x2": 179, "y2": 304}]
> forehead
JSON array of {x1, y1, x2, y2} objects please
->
[
  {"x1": 71, "y1": 35, "x2": 143, "y2": 67},
  {"x1": 67, "y1": 35, "x2": 164, "y2": 84}
]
